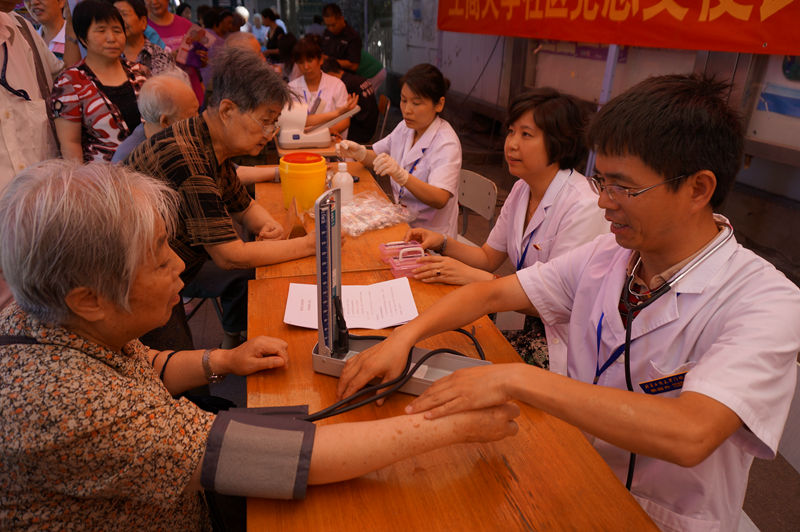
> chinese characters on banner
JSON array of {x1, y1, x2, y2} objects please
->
[{"x1": 438, "y1": 1, "x2": 800, "y2": 55}]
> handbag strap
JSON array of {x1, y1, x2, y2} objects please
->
[{"x1": 12, "y1": 13, "x2": 59, "y2": 144}]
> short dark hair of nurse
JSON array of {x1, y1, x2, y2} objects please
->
[
  {"x1": 586, "y1": 74, "x2": 743, "y2": 209},
  {"x1": 400, "y1": 63, "x2": 451, "y2": 109},
  {"x1": 505, "y1": 88, "x2": 594, "y2": 171},
  {"x1": 292, "y1": 35, "x2": 323, "y2": 63}
]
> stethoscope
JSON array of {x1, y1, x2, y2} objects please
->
[{"x1": 598, "y1": 221, "x2": 734, "y2": 490}]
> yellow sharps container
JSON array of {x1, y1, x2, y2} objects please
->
[{"x1": 278, "y1": 152, "x2": 327, "y2": 211}]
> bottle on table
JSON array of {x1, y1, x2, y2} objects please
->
[{"x1": 331, "y1": 162, "x2": 354, "y2": 205}]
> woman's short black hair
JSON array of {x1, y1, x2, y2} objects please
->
[
  {"x1": 400, "y1": 63, "x2": 450, "y2": 105},
  {"x1": 73, "y1": 0, "x2": 125, "y2": 45},
  {"x1": 505, "y1": 88, "x2": 593, "y2": 170},
  {"x1": 292, "y1": 36, "x2": 322, "y2": 63}
]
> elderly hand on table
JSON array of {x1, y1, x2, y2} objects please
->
[
  {"x1": 256, "y1": 219, "x2": 283, "y2": 241},
  {"x1": 405, "y1": 364, "x2": 524, "y2": 419},
  {"x1": 216, "y1": 335, "x2": 290, "y2": 375}
]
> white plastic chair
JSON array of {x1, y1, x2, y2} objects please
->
[{"x1": 457, "y1": 169, "x2": 498, "y2": 245}]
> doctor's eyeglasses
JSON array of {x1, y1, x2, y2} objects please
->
[{"x1": 586, "y1": 174, "x2": 687, "y2": 201}]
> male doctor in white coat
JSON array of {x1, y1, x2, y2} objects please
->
[{"x1": 336, "y1": 74, "x2": 800, "y2": 531}]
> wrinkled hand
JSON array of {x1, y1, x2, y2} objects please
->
[
  {"x1": 412, "y1": 255, "x2": 492, "y2": 285},
  {"x1": 450, "y1": 403, "x2": 520, "y2": 443},
  {"x1": 337, "y1": 335, "x2": 411, "y2": 403},
  {"x1": 256, "y1": 220, "x2": 283, "y2": 241},
  {"x1": 224, "y1": 336, "x2": 289, "y2": 376},
  {"x1": 372, "y1": 153, "x2": 410, "y2": 186},
  {"x1": 406, "y1": 364, "x2": 520, "y2": 419},
  {"x1": 335, "y1": 140, "x2": 367, "y2": 162},
  {"x1": 404, "y1": 227, "x2": 444, "y2": 251}
]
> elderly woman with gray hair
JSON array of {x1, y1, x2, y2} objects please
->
[
  {"x1": 0, "y1": 160, "x2": 520, "y2": 529},
  {"x1": 125, "y1": 46, "x2": 314, "y2": 350}
]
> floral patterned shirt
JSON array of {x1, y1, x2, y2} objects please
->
[
  {"x1": 50, "y1": 58, "x2": 150, "y2": 162},
  {"x1": 132, "y1": 38, "x2": 176, "y2": 75},
  {"x1": 0, "y1": 304, "x2": 214, "y2": 530}
]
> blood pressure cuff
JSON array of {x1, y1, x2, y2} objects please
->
[{"x1": 201, "y1": 405, "x2": 315, "y2": 499}]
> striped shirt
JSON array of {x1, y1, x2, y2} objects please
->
[{"x1": 124, "y1": 115, "x2": 252, "y2": 283}]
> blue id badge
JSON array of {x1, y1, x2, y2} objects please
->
[{"x1": 639, "y1": 372, "x2": 687, "y2": 395}]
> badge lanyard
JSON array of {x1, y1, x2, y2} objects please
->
[
  {"x1": 303, "y1": 89, "x2": 322, "y2": 114},
  {"x1": 516, "y1": 232, "x2": 536, "y2": 271},
  {"x1": 593, "y1": 222, "x2": 733, "y2": 490},
  {"x1": 397, "y1": 148, "x2": 426, "y2": 205}
]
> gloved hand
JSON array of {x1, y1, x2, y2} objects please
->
[
  {"x1": 335, "y1": 140, "x2": 367, "y2": 162},
  {"x1": 372, "y1": 153, "x2": 410, "y2": 186}
]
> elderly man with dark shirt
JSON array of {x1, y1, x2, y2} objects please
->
[{"x1": 125, "y1": 47, "x2": 315, "y2": 349}]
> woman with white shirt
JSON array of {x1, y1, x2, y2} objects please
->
[
  {"x1": 337, "y1": 63, "x2": 462, "y2": 236},
  {"x1": 405, "y1": 88, "x2": 607, "y2": 371}
]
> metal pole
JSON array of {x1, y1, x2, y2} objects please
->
[
  {"x1": 363, "y1": 0, "x2": 368, "y2": 47},
  {"x1": 586, "y1": 43, "x2": 620, "y2": 174}
]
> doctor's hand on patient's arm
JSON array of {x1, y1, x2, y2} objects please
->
[
  {"x1": 405, "y1": 364, "x2": 521, "y2": 419},
  {"x1": 336, "y1": 333, "x2": 413, "y2": 403},
  {"x1": 412, "y1": 255, "x2": 494, "y2": 285},
  {"x1": 372, "y1": 153, "x2": 410, "y2": 186}
]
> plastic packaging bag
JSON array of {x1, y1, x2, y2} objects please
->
[{"x1": 339, "y1": 192, "x2": 416, "y2": 236}]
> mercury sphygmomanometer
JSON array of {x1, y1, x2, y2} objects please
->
[{"x1": 306, "y1": 188, "x2": 490, "y2": 422}]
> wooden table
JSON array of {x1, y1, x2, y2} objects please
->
[
  {"x1": 254, "y1": 162, "x2": 407, "y2": 279},
  {"x1": 246, "y1": 270, "x2": 657, "y2": 530}
]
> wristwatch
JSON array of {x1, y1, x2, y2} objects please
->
[{"x1": 202, "y1": 349, "x2": 225, "y2": 384}]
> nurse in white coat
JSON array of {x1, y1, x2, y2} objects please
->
[
  {"x1": 337, "y1": 75, "x2": 800, "y2": 531},
  {"x1": 337, "y1": 63, "x2": 461, "y2": 236},
  {"x1": 404, "y1": 89, "x2": 607, "y2": 372}
]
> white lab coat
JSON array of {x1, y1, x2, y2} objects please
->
[
  {"x1": 372, "y1": 116, "x2": 461, "y2": 236},
  {"x1": 516, "y1": 217, "x2": 800, "y2": 532},
  {"x1": 485, "y1": 169, "x2": 607, "y2": 374},
  {"x1": 288, "y1": 73, "x2": 349, "y2": 138}
]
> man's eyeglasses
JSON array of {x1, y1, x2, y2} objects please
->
[
  {"x1": 243, "y1": 112, "x2": 280, "y2": 139},
  {"x1": 586, "y1": 174, "x2": 687, "y2": 201}
]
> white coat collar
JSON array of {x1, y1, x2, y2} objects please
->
[
  {"x1": 519, "y1": 169, "x2": 573, "y2": 239},
  {"x1": 400, "y1": 116, "x2": 444, "y2": 168},
  {"x1": 599, "y1": 214, "x2": 737, "y2": 340}
]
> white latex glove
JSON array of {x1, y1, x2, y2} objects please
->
[
  {"x1": 335, "y1": 140, "x2": 367, "y2": 162},
  {"x1": 372, "y1": 153, "x2": 410, "y2": 186}
]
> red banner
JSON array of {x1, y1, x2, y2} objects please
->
[{"x1": 437, "y1": 1, "x2": 800, "y2": 56}]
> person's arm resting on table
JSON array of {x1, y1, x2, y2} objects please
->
[
  {"x1": 183, "y1": 401, "x2": 520, "y2": 497},
  {"x1": 205, "y1": 232, "x2": 315, "y2": 270},
  {"x1": 148, "y1": 335, "x2": 289, "y2": 395},
  {"x1": 231, "y1": 199, "x2": 282, "y2": 240},
  {"x1": 405, "y1": 227, "x2": 507, "y2": 284}
]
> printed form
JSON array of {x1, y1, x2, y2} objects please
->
[{"x1": 283, "y1": 277, "x2": 418, "y2": 329}]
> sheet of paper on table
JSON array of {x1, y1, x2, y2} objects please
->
[{"x1": 283, "y1": 277, "x2": 419, "y2": 329}]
